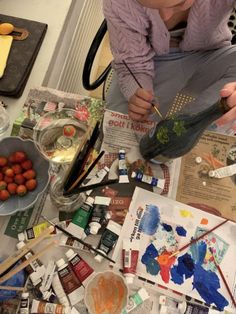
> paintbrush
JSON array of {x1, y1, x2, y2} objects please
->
[
  {"x1": 65, "y1": 179, "x2": 119, "y2": 195},
  {"x1": 209, "y1": 248, "x2": 236, "y2": 308},
  {"x1": 63, "y1": 121, "x2": 101, "y2": 192},
  {"x1": 65, "y1": 150, "x2": 105, "y2": 194},
  {"x1": 41, "y1": 215, "x2": 116, "y2": 264},
  {"x1": 0, "y1": 241, "x2": 56, "y2": 284},
  {"x1": 122, "y1": 60, "x2": 163, "y2": 120},
  {"x1": 0, "y1": 226, "x2": 54, "y2": 276},
  {"x1": 169, "y1": 219, "x2": 228, "y2": 258}
]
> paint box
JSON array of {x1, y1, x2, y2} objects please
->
[{"x1": 84, "y1": 271, "x2": 128, "y2": 314}]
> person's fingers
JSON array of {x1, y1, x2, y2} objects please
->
[
  {"x1": 128, "y1": 110, "x2": 145, "y2": 121},
  {"x1": 216, "y1": 106, "x2": 236, "y2": 126},
  {"x1": 136, "y1": 88, "x2": 153, "y2": 102},
  {"x1": 220, "y1": 82, "x2": 236, "y2": 98}
]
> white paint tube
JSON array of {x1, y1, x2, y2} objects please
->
[
  {"x1": 84, "y1": 166, "x2": 110, "y2": 195},
  {"x1": 121, "y1": 288, "x2": 149, "y2": 314},
  {"x1": 118, "y1": 150, "x2": 129, "y2": 183},
  {"x1": 40, "y1": 261, "x2": 56, "y2": 292},
  {"x1": 19, "y1": 292, "x2": 30, "y2": 314},
  {"x1": 209, "y1": 163, "x2": 236, "y2": 178},
  {"x1": 51, "y1": 272, "x2": 70, "y2": 307}
]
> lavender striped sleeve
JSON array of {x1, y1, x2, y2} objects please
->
[{"x1": 103, "y1": 0, "x2": 155, "y2": 101}]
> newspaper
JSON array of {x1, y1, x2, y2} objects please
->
[{"x1": 175, "y1": 130, "x2": 236, "y2": 221}]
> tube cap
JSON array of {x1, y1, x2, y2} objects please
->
[
  {"x1": 86, "y1": 196, "x2": 94, "y2": 205},
  {"x1": 56, "y1": 258, "x2": 66, "y2": 269},
  {"x1": 89, "y1": 222, "x2": 100, "y2": 235},
  {"x1": 124, "y1": 273, "x2": 135, "y2": 285},
  {"x1": 17, "y1": 233, "x2": 25, "y2": 242},
  {"x1": 65, "y1": 249, "x2": 75, "y2": 260},
  {"x1": 94, "y1": 254, "x2": 103, "y2": 263},
  {"x1": 21, "y1": 292, "x2": 29, "y2": 298},
  {"x1": 16, "y1": 241, "x2": 26, "y2": 250},
  {"x1": 137, "y1": 288, "x2": 149, "y2": 301}
]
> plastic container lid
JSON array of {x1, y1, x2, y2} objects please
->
[
  {"x1": 89, "y1": 222, "x2": 100, "y2": 235},
  {"x1": 21, "y1": 292, "x2": 29, "y2": 298},
  {"x1": 65, "y1": 249, "x2": 75, "y2": 260},
  {"x1": 17, "y1": 233, "x2": 25, "y2": 242},
  {"x1": 56, "y1": 258, "x2": 66, "y2": 268},
  {"x1": 94, "y1": 254, "x2": 103, "y2": 263},
  {"x1": 86, "y1": 196, "x2": 94, "y2": 206},
  {"x1": 16, "y1": 241, "x2": 26, "y2": 250}
]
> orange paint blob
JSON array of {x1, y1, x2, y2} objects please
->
[{"x1": 200, "y1": 218, "x2": 208, "y2": 225}]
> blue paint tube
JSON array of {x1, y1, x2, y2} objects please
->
[
  {"x1": 119, "y1": 150, "x2": 129, "y2": 183},
  {"x1": 121, "y1": 288, "x2": 149, "y2": 314},
  {"x1": 131, "y1": 171, "x2": 165, "y2": 189},
  {"x1": 94, "y1": 220, "x2": 122, "y2": 262}
]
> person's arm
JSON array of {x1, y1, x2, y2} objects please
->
[{"x1": 103, "y1": 0, "x2": 156, "y2": 121}]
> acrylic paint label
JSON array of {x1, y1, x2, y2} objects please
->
[
  {"x1": 37, "y1": 302, "x2": 64, "y2": 314},
  {"x1": 25, "y1": 252, "x2": 41, "y2": 272},
  {"x1": 58, "y1": 265, "x2": 81, "y2": 294},
  {"x1": 70, "y1": 255, "x2": 94, "y2": 283},
  {"x1": 19, "y1": 298, "x2": 29, "y2": 314},
  {"x1": 122, "y1": 249, "x2": 139, "y2": 275},
  {"x1": 99, "y1": 229, "x2": 119, "y2": 254},
  {"x1": 25, "y1": 222, "x2": 48, "y2": 240}
]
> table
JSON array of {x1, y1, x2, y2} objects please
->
[{"x1": 0, "y1": 0, "x2": 77, "y2": 134}]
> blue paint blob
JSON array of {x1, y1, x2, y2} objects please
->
[
  {"x1": 162, "y1": 223, "x2": 172, "y2": 232},
  {"x1": 141, "y1": 243, "x2": 160, "y2": 275},
  {"x1": 176, "y1": 226, "x2": 187, "y2": 237},
  {"x1": 193, "y1": 264, "x2": 228, "y2": 311},
  {"x1": 140, "y1": 204, "x2": 160, "y2": 235},
  {"x1": 171, "y1": 253, "x2": 195, "y2": 285},
  {"x1": 190, "y1": 241, "x2": 207, "y2": 266}
]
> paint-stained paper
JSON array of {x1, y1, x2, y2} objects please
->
[{"x1": 112, "y1": 187, "x2": 236, "y2": 311}]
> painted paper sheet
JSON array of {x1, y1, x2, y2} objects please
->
[{"x1": 112, "y1": 187, "x2": 236, "y2": 311}]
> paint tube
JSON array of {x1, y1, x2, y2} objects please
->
[
  {"x1": 208, "y1": 163, "x2": 236, "y2": 178},
  {"x1": 131, "y1": 171, "x2": 165, "y2": 189},
  {"x1": 122, "y1": 239, "x2": 139, "y2": 284},
  {"x1": 40, "y1": 261, "x2": 56, "y2": 292},
  {"x1": 19, "y1": 292, "x2": 29, "y2": 314},
  {"x1": 89, "y1": 196, "x2": 111, "y2": 234},
  {"x1": 121, "y1": 288, "x2": 150, "y2": 314},
  {"x1": 30, "y1": 299, "x2": 71, "y2": 314},
  {"x1": 84, "y1": 166, "x2": 110, "y2": 195},
  {"x1": 66, "y1": 197, "x2": 94, "y2": 239},
  {"x1": 94, "y1": 220, "x2": 122, "y2": 262},
  {"x1": 56, "y1": 258, "x2": 84, "y2": 306},
  {"x1": 118, "y1": 149, "x2": 129, "y2": 183},
  {"x1": 59, "y1": 233, "x2": 90, "y2": 252},
  {"x1": 18, "y1": 221, "x2": 49, "y2": 242},
  {"x1": 65, "y1": 248, "x2": 94, "y2": 286},
  {"x1": 16, "y1": 241, "x2": 45, "y2": 277},
  {"x1": 159, "y1": 296, "x2": 187, "y2": 314},
  {"x1": 30, "y1": 271, "x2": 56, "y2": 303},
  {"x1": 51, "y1": 272, "x2": 70, "y2": 307}
]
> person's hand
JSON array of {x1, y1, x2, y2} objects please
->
[
  {"x1": 217, "y1": 82, "x2": 236, "y2": 125},
  {"x1": 128, "y1": 88, "x2": 154, "y2": 121}
]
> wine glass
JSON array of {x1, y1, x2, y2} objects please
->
[{"x1": 33, "y1": 109, "x2": 89, "y2": 212}]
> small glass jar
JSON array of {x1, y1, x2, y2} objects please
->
[
  {"x1": 0, "y1": 105, "x2": 10, "y2": 137},
  {"x1": 49, "y1": 176, "x2": 86, "y2": 213}
]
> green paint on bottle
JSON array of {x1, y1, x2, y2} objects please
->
[
  {"x1": 173, "y1": 120, "x2": 186, "y2": 136},
  {"x1": 156, "y1": 126, "x2": 169, "y2": 144}
]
